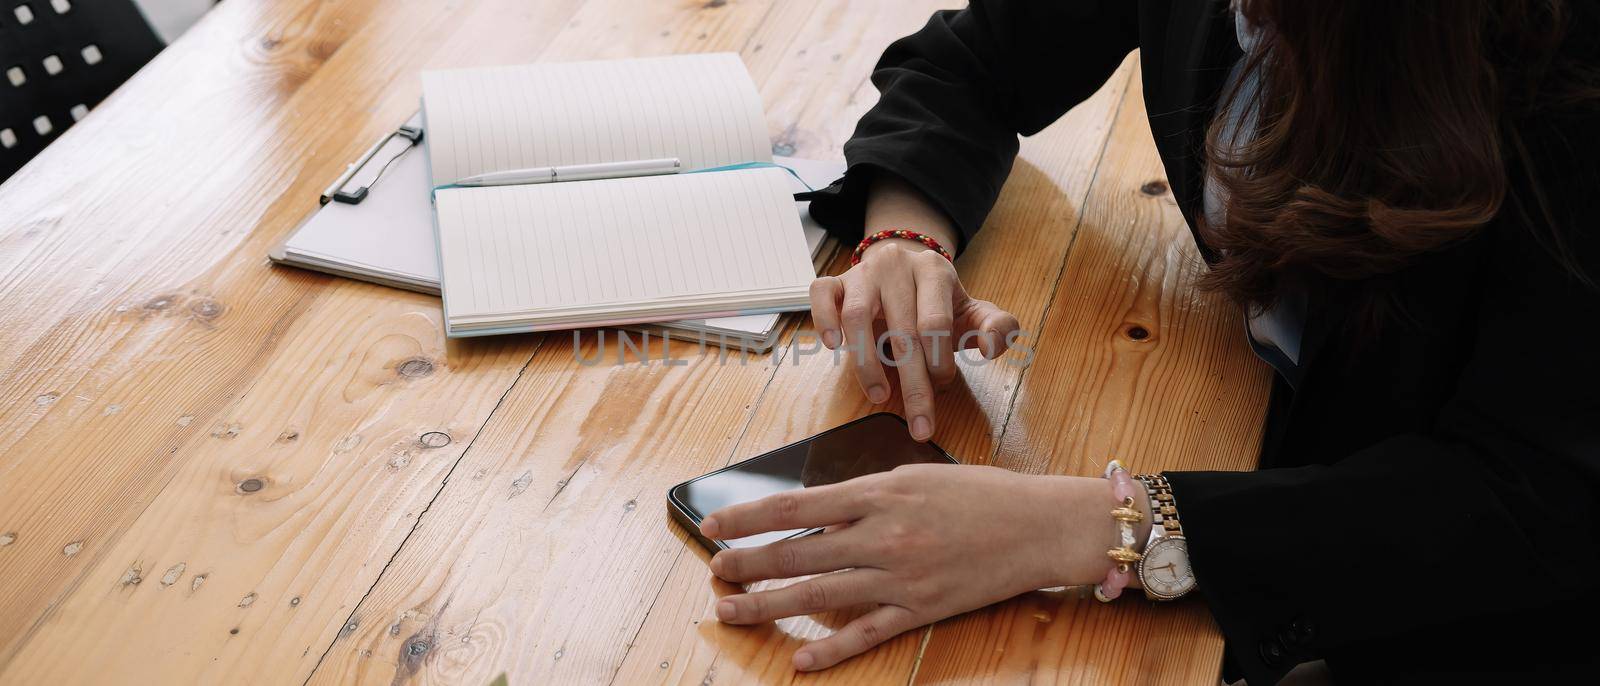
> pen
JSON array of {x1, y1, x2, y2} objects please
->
[{"x1": 453, "y1": 157, "x2": 682, "y2": 187}]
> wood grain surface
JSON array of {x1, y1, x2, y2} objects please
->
[{"x1": 0, "y1": 1, "x2": 1270, "y2": 683}]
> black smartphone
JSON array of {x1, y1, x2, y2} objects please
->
[{"x1": 668, "y1": 412, "x2": 959, "y2": 553}]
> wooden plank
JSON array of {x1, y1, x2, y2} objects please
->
[
  {"x1": 0, "y1": 288, "x2": 532, "y2": 684},
  {"x1": 304, "y1": 332, "x2": 791, "y2": 686},
  {"x1": 609, "y1": 56, "x2": 1142, "y2": 684},
  {"x1": 0, "y1": 0, "x2": 410, "y2": 662},
  {"x1": 909, "y1": 60, "x2": 1273, "y2": 685},
  {"x1": 0, "y1": 0, "x2": 595, "y2": 678}
]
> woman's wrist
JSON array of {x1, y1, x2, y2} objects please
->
[
  {"x1": 863, "y1": 175, "x2": 960, "y2": 258},
  {"x1": 1036, "y1": 475, "x2": 1156, "y2": 589}
]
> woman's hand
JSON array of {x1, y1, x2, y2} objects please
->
[
  {"x1": 698, "y1": 464, "x2": 1126, "y2": 672},
  {"x1": 811, "y1": 177, "x2": 1020, "y2": 442}
]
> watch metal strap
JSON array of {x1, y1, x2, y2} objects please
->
[{"x1": 1134, "y1": 473, "x2": 1183, "y2": 536}]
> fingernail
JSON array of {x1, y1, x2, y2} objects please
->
[
  {"x1": 867, "y1": 385, "x2": 888, "y2": 404},
  {"x1": 794, "y1": 651, "x2": 815, "y2": 670},
  {"x1": 700, "y1": 517, "x2": 720, "y2": 538},
  {"x1": 911, "y1": 416, "x2": 931, "y2": 439},
  {"x1": 821, "y1": 329, "x2": 840, "y2": 348},
  {"x1": 716, "y1": 599, "x2": 737, "y2": 622}
]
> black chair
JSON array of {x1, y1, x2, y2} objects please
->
[{"x1": 1, "y1": 0, "x2": 165, "y2": 182}]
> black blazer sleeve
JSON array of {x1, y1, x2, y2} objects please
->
[
  {"x1": 806, "y1": 0, "x2": 1140, "y2": 248},
  {"x1": 1165, "y1": 114, "x2": 1600, "y2": 684}
]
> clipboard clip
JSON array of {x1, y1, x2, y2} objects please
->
[{"x1": 321, "y1": 114, "x2": 425, "y2": 205}]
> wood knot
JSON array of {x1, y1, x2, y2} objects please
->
[
  {"x1": 1139, "y1": 180, "x2": 1169, "y2": 196},
  {"x1": 702, "y1": 0, "x2": 726, "y2": 7},
  {"x1": 334, "y1": 434, "x2": 362, "y2": 454},
  {"x1": 290, "y1": 596, "x2": 301, "y2": 607},
  {"x1": 1126, "y1": 325, "x2": 1152, "y2": 341},
  {"x1": 418, "y1": 432, "x2": 452, "y2": 449},
  {"x1": 160, "y1": 562, "x2": 186, "y2": 587},
  {"x1": 277, "y1": 430, "x2": 299, "y2": 443},
  {"x1": 396, "y1": 357, "x2": 435, "y2": 379},
  {"x1": 34, "y1": 392, "x2": 58, "y2": 406},
  {"x1": 188, "y1": 298, "x2": 224, "y2": 320},
  {"x1": 143, "y1": 294, "x2": 182, "y2": 311},
  {"x1": 237, "y1": 478, "x2": 265, "y2": 494},
  {"x1": 407, "y1": 640, "x2": 431, "y2": 656},
  {"x1": 509, "y1": 471, "x2": 534, "y2": 499},
  {"x1": 0, "y1": 532, "x2": 15, "y2": 547},
  {"x1": 230, "y1": 627, "x2": 240, "y2": 635}
]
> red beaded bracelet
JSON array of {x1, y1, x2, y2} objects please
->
[{"x1": 850, "y1": 229, "x2": 954, "y2": 266}]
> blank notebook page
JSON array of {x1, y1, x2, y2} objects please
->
[
  {"x1": 434, "y1": 166, "x2": 811, "y2": 320},
  {"x1": 421, "y1": 53, "x2": 771, "y2": 185}
]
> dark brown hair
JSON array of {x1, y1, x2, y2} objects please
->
[{"x1": 1199, "y1": 0, "x2": 1597, "y2": 318}]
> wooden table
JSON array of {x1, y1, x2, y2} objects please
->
[{"x1": 0, "y1": 1, "x2": 1271, "y2": 683}]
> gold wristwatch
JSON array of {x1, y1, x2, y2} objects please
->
[{"x1": 1134, "y1": 474, "x2": 1197, "y2": 600}]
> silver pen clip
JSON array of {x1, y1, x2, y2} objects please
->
[{"x1": 321, "y1": 112, "x2": 425, "y2": 205}]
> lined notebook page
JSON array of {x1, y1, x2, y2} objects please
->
[
  {"x1": 434, "y1": 166, "x2": 811, "y2": 322},
  {"x1": 420, "y1": 53, "x2": 771, "y2": 186}
]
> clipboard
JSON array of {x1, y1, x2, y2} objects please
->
[
  {"x1": 322, "y1": 113, "x2": 424, "y2": 205},
  {"x1": 269, "y1": 112, "x2": 441, "y2": 293}
]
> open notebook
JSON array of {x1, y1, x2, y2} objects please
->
[
  {"x1": 270, "y1": 126, "x2": 839, "y2": 349},
  {"x1": 421, "y1": 54, "x2": 815, "y2": 337}
]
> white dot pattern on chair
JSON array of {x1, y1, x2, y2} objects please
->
[
  {"x1": 1, "y1": 129, "x2": 17, "y2": 149},
  {"x1": 0, "y1": 0, "x2": 168, "y2": 181}
]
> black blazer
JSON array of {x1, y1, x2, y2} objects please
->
[{"x1": 806, "y1": 1, "x2": 1600, "y2": 683}]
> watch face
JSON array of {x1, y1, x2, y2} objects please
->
[{"x1": 1139, "y1": 536, "x2": 1196, "y2": 599}]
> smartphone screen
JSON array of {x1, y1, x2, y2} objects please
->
[{"x1": 669, "y1": 413, "x2": 957, "y2": 550}]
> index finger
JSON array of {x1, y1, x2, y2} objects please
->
[
  {"x1": 809, "y1": 276, "x2": 845, "y2": 349},
  {"x1": 701, "y1": 481, "x2": 868, "y2": 540}
]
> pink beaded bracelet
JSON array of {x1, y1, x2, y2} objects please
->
[{"x1": 1094, "y1": 459, "x2": 1145, "y2": 603}]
